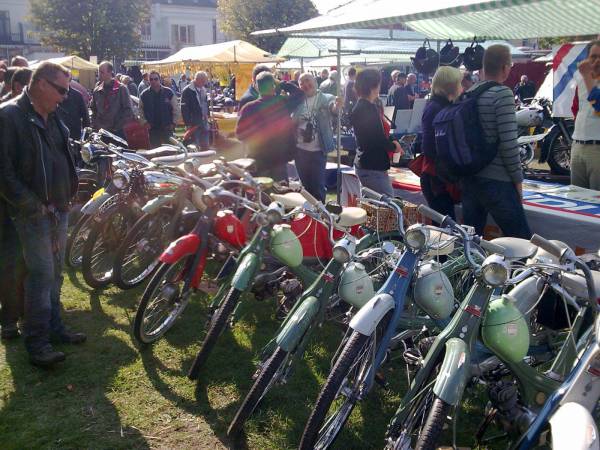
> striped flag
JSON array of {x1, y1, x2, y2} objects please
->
[{"x1": 552, "y1": 43, "x2": 589, "y2": 118}]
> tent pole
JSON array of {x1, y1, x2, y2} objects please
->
[
  {"x1": 336, "y1": 37, "x2": 342, "y2": 203},
  {"x1": 300, "y1": 56, "x2": 304, "y2": 72}
]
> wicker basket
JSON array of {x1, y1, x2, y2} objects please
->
[{"x1": 359, "y1": 199, "x2": 421, "y2": 232}]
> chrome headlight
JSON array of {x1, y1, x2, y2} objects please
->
[
  {"x1": 266, "y1": 201, "x2": 285, "y2": 224},
  {"x1": 81, "y1": 143, "x2": 94, "y2": 164},
  {"x1": 112, "y1": 169, "x2": 130, "y2": 190},
  {"x1": 333, "y1": 237, "x2": 356, "y2": 263},
  {"x1": 481, "y1": 254, "x2": 509, "y2": 287},
  {"x1": 405, "y1": 225, "x2": 430, "y2": 251}
]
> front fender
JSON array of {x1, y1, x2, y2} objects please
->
[
  {"x1": 159, "y1": 233, "x2": 201, "y2": 263},
  {"x1": 276, "y1": 295, "x2": 319, "y2": 352},
  {"x1": 142, "y1": 194, "x2": 174, "y2": 215},
  {"x1": 433, "y1": 338, "x2": 470, "y2": 406},
  {"x1": 349, "y1": 293, "x2": 395, "y2": 336},
  {"x1": 550, "y1": 402, "x2": 600, "y2": 450},
  {"x1": 81, "y1": 191, "x2": 112, "y2": 215},
  {"x1": 231, "y1": 253, "x2": 260, "y2": 291}
]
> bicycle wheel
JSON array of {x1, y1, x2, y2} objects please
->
[
  {"x1": 227, "y1": 346, "x2": 289, "y2": 438},
  {"x1": 299, "y1": 331, "x2": 373, "y2": 450},
  {"x1": 187, "y1": 286, "x2": 241, "y2": 380},
  {"x1": 66, "y1": 214, "x2": 93, "y2": 269},
  {"x1": 385, "y1": 361, "x2": 446, "y2": 450},
  {"x1": 133, "y1": 257, "x2": 193, "y2": 344},
  {"x1": 81, "y1": 205, "x2": 132, "y2": 289},
  {"x1": 113, "y1": 210, "x2": 173, "y2": 290}
]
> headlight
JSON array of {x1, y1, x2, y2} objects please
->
[
  {"x1": 112, "y1": 169, "x2": 130, "y2": 190},
  {"x1": 266, "y1": 202, "x2": 285, "y2": 224},
  {"x1": 81, "y1": 143, "x2": 93, "y2": 164},
  {"x1": 405, "y1": 225, "x2": 429, "y2": 251},
  {"x1": 333, "y1": 238, "x2": 356, "y2": 263},
  {"x1": 481, "y1": 254, "x2": 509, "y2": 287}
]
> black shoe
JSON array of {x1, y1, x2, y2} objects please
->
[
  {"x1": 29, "y1": 348, "x2": 66, "y2": 367},
  {"x1": 56, "y1": 330, "x2": 87, "y2": 345},
  {"x1": 1, "y1": 325, "x2": 20, "y2": 340}
]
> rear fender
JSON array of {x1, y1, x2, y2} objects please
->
[
  {"x1": 275, "y1": 295, "x2": 320, "y2": 352},
  {"x1": 433, "y1": 338, "x2": 470, "y2": 406},
  {"x1": 159, "y1": 234, "x2": 201, "y2": 264},
  {"x1": 142, "y1": 194, "x2": 175, "y2": 215},
  {"x1": 349, "y1": 293, "x2": 395, "y2": 336},
  {"x1": 81, "y1": 191, "x2": 112, "y2": 215},
  {"x1": 231, "y1": 253, "x2": 260, "y2": 291}
]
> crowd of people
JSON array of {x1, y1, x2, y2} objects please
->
[{"x1": 0, "y1": 39, "x2": 598, "y2": 368}]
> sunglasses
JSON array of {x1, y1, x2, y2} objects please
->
[{"x1": 45, "y1": 78, "x2": 69, "y2": 96}]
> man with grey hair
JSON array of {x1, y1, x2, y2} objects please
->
[
  {"x1": 181, "y1": 70, "x2": 210, "y2": 149},
  {"x1": 0, "y1": 62, "x2": 84, "y2": 366},
  {"x1": 319, "y1": 70, "x2": 338, "y2": 95},
  {"x1": 406, "y1": 72, "x2": 418, "y2": 107}
]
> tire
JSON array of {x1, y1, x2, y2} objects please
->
[
  {"x1": 299, "y1": 331, "x2": 371, "y2": 450},
  {"x1": 113, "y1": 210, "x2": 173, "y2": 290},
  {"x1": 187, "y1": 286, "x2": 241, "y2": 380},
  {"x1": 133, "y1": 257, "x2": 193, "y2": 344},
  {"x1": 386, "y1": 361, "x2": 446, "y2": 450},
  {"x1": 66, "y1": 214, "x2": 93, "y2": 269},
  {"x1": 227, "y1": 346, "x2": 289, "y2": 438},
  {"x1": 546, "y1": 123, "x2": 573, "y2": 176},
  {"x1": 81, "y1": 205, "x2": 132, "y2": 289}
]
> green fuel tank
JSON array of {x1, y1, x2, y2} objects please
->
[
  {"x1": 270, "y1": 224, "x2": 303, "y2": 268},
  {"x1": 482, "y1": 295, "x2": 530, "y2": 363}
]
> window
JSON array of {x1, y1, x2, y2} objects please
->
[
  {"x1": 0, "y1": 11, "x2": 10, "y2": 38},
  {"x1": 141, "y1": 20, "x2": 151, "y2": 40},
  {"x1": 171, "y1": 25, "x2": 195, "y2": 45}
]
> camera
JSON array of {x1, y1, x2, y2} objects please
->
[{"x1": 302, "y1": 121, "x2": 315, "y2": 143}]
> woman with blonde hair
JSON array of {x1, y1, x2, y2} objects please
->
[{"x1": 410, "y1": 66, "x2": 463, "y2": 219}]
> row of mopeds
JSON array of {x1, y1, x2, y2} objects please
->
[{"x1": 67, "y1": 130, "x2": 600, "y2": 449}]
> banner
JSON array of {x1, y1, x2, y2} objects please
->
[{"x1": 552, "y1": 42, "x2": 589, "y2": 118}]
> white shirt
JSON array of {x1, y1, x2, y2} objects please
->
[{"x1": 573, "y1": 74, "x2": 600, "y2": 141}]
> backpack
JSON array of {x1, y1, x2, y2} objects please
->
[{"x1": 433, "y1": 81, "x2": 500, "y2": 182}]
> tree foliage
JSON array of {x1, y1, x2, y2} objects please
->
[
  {"x1": 29, "y1": 0, "x2": 151, "y2": 60},
  {"x1": 217, "y1": 0, "x2": 318, "y2": 53}
]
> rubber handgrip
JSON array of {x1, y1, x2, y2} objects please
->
[
  {"x1": 479, "y1": 239, "x2": 505, "y2": 255},
  {"x1": 417, "y1": 204, "x2": 446, "y2": 225},
  {"x1": 530, "y1": 233, "x2": 563, "y2": 258},
  {"x1": 300, "y1": 188, "x2": 320, "y2": 206},
  {"x1": 168, "y1": 136, "x2": 179, "y2": 146},
  {"x1": 361, "y1": 187, "x2": 384, "y2": 201}
]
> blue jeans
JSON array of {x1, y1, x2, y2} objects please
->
[
  {"x1": 295, "y1": 149, "x2": 327, "y2": 202},
  {"x1": 356, "y1": 168, "x2": 394, "y2": 197},
  {"x1": 192, "y1": 126, "x2": 209, "y2": 150},
  {"x1": 12, "y1": 211, "x2": 69, "y2": 353},
  {"x1": 461, "y1": 176, "x2": 531, "y2": 239}
]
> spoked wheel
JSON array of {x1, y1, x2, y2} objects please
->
[
  {"x1": 81, "y1": 207, "x2": 132, "y2": 289},
  {"x1": 385, "y1": 361, "x2": 446, "y2": 450},
  {"x1": 187, "y1": 286, "x2": 240, "y2": 379},
  {"x1": 66, "y1": 215, "x2": 93, "y2": 269},
  {"x1": 113, "y1": 210, "x2": 173, "y2": 290},
  {"x1": 547, "y1": 123, "x2": 573, "y2": 176},
  {"x1": 227, "y1": 346, "x2": 290, "y2": 438},
  {"x1": 299, "y1": 330, "x2": 375, "y2": 450},
  {"x1": 133, "y1": 257, "x2": 193, "y2": 344}
]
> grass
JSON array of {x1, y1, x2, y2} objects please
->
[{"x1": 0, "y1": 267, "x2": 505, "y2": 450}]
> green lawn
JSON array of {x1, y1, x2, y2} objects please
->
[{"x1": 0, "y1": 268, "x2": 502, "y2": 450}]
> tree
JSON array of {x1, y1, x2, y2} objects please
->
[
  {"x1": 29, "y1": 0, "x2": 151, "y2": 61},
  {"x1": 217, "y1": 0, "x2": 318, "y2": 54}
]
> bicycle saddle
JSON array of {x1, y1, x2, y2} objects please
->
[
  {"x1": 229, "y1": 158, "x2": 256, "y2": 172},
  {"x1": 561, "y1": 270, "x2": 600, "y2": 300},
  {"x1": 137, "y1": 145, "x2": 180, "y2": 159},
  {"x1": 491, "y1": 237, "x2": 538, "y2": 260},
  {"x1": 151, "y1": 151, "x2": 216, "y2": 166},
  {"x1": 271, "y1": 192, "x2": 306, "y2": 210},
  {"x1": 426, "y1": 230, "x2": 455, "y2": 257},
  {"x1": 336, "y1": 207, "x2": 367, "y2": 227}
]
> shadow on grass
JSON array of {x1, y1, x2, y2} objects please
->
[{"x1": 0, "y1": 295, "x2": 149, "y2": 449}]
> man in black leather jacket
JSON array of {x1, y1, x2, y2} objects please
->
[{"x1": 0, "y1": 62, "x2": 86, "y2": 367}]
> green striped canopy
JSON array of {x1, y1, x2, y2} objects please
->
[{"x1": 253, "y1": 0, "x2": 600, "y2": 40}]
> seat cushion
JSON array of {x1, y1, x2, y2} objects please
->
[
  {"x1": 137, "y1": 145, "x2": 180, "y2": 159},
  {"x1": 229, "y1": 158, "x2": 256, "y2": 171},
  {"x1": 337, "y1": 207, "x2": 367, "y2": 227},
  {"x1": 492, "y1": 237, "x2": 538, "y2": 260},
  {"x1": 271, "y1": 192, "x2": 306, "y2": 210}
]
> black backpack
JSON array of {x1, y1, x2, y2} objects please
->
[{"x1": 433, "y1": 81, "x2": 500, "y2": 182}]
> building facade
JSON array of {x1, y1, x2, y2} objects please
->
[{"x1": 0, "y1": 0, "x2": 225, "y2": 62}]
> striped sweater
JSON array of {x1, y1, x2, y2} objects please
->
[{"x1": 473, "y1": 83, "x2": 523, "y2": 184}]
